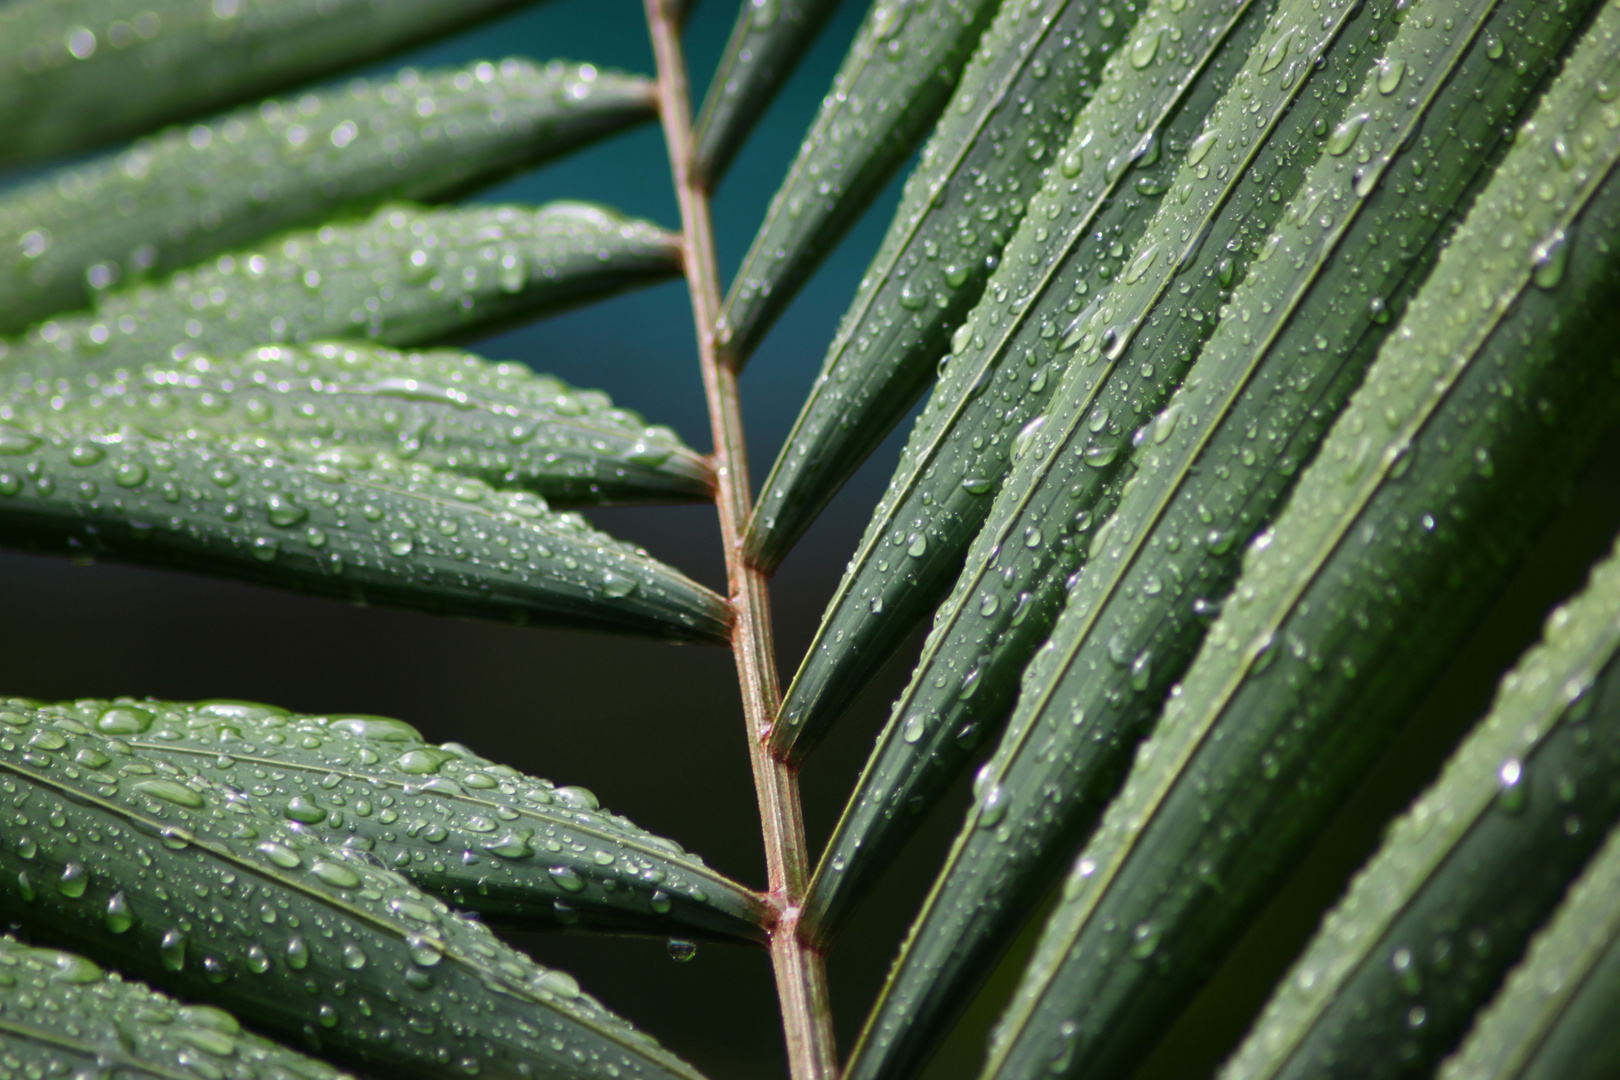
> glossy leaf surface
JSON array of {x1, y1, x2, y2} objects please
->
[
  {"x1": 0, "y1": 935, "x2": 356, "y2": 1080},
  {"x1": 773, "y1": 0, "x2": 1267, "y2": 767},
  {"x1": 0, "y1": 202, "x2": 681, "y2": 387},
  {"x1": 743, "y1": 0, "x2": 1139, "y2": 572},
  {"x1": 715, "y1": 0, "x2": 1002, "y2": 365},
  {"x1": 0, "y1": 0, "x2": 546, "y2": 166},
  {"x1": 0, "y1": 59, "x2": 655, "y2": 334},
  {"x1": 91, "y1": 696, "x2": 769, "y2": 941},
  {"x1": 1223, "y1": 532, "x2": 1620, "y2": 1080},
  {"x1": 11, "y1": 342, "x2": 712, "y2": 507},
  {"x1": 983, "y1": 12, "x2": 1620, "y2": 1076},
  {"x1": 0, "y1": 421, "x2": 729, "y2": 641},
  {"x1": 0, "y1": 700, "x2": 709, "y2": 1080},
  {"x1": 1436, "y1": 821, "x2": 1620, "y2": 1080},
  {"x1": 693, "y1": 0, "x2": 844, "y2": 185},
  {"x1": 816, "y1": 0, "x2": 1588, "y2": 1030}
]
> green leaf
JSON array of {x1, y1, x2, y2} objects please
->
[
  {"x1": 0, "y1": 59, "x2": 656, "y2": 335},
  {"x1": 979, "y1": 10, "x2": 1620, "y2": 1077},
  {"x1": 0, "y1": 935, "x2": 355, "y2": 1080},
  {"x1": 770, "y1": 0, "x2": 1269, "y2": 764},
  {"x1": 1221, "y1": 533, "x2": 1620, "y2": 1080},
  {"x1": 0, "y1": 421, "x2": 729, "y2": 641},
  {"x1": 1435, "y1": 824, "x2": 1620, "y2": 1080},
  {"x1": 78, "y1": 696, "x2": 769, "y2": 941},
  {"x1": 693, "y1": 0, "x2": 844, "y2": 186},
  {"x1": 9, "y1": 342, "x2": 713, "y2": 507},
  {"x1": 811, "y1": 0, "x2": 1586, "y2": 1018},
  {"x1": 0, "y1": 700, "x2": 710, "y2": 1080},
  {"x1": 714, "y1": 0, "x2": 1002, "y2": 365},
  {"x1": 0, "y1": 0, "x2": 549, "y2": 166},
  {"x1": 742, "y1": 0, "x2": 1141, "y2": 572},
  {"x1": 0, "y1": 201, "x2": 680, "y2": 385}
]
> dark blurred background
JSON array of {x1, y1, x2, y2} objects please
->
[{"x1": 3, "y1": 2, "x2": 1619, "y2": 1078}]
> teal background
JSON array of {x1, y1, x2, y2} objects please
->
[{"x1": 4, "y1": 2, "x2": 1620, "y2": 1079}]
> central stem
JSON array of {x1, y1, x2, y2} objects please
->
[{"x1": 642, "y1": 5, "x2": 838, "y2": 1079}]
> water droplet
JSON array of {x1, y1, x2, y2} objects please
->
[
  {"x1": 976, "y1": 783, "x2": 1007, "y2": 828},
  {"x1": 1260, "y1": 28, "x2": 1294, "y2": 74},
  {"x1": 907, "y1": 534, "x2": 928, "y2": 557},
  {"x1": 667, "y1": 939, "x2": 698, "y2": 962},
  {"x1": 548, "y1": 866, "x2": 587, "y2": 893},
  {"x1": 160, "y1": 930, "x2": 187, "y2": 971},
  {"x1": 537, "y1": 969, "x2": 580, "y2": 998},
  {"x1": 312, "y1": 860, "x2": 361, "y2": 888},
  {"x1": 1129, "y1": 26, "x2": 1162, "y2": 69},
  {"x1": 341, "y1": 943, "x2": 367, "y2": 970},
  {"x1": 1327, "y1": 113, "x2": 1368, "y2": 156},
  {"x1": 1532, "y1": 229, "x2": 1568, "y2": 289},
  {"x1": 265, "y1": 494, "x2": 308, "y2": 527},
  {"x1": 105, "y1": 891, "x2": 134, "y2": 933},
  {"x1": 283, "y1": 795, "x2": 327, "y2": 823},
  {"x1": 0, "y1": 428, "x2": 42, "y2": 456},
  {"x1": 133, "y1": 779, "x2": 204, "y2": 808},
  {"x1": 97, "y1": 705, "x2": 153, "y2": 734},
  {"x1": 285, "y1": 936, "x2": 310, "y2": 969},
  {"x1": 902, "y1": 713, "x2": 927, "y2": 744},
  {"x1": 1130, "y1": 922, "x2": 1161, "y2": 959},
  {"x1": 1377, "y1": 58, "x2": 1405, "y2": 94},
  {"x1": 57, "y1": 862, "x2": 88, "y2": 898}
]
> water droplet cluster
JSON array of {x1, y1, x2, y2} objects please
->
[
  {"x1": 6, "y1": 341, "x2": 709, "y2": 507},
  {"x1": 0, "y1": 201, "x2": 680, "y2": 387},
  {"x1": 0, "y1": 417, "x2": 727, "y2": 640},
  {"x1": 745, "y1": 0, "x2": 1145, "y2": 574},
  {"x1": 0, "y1": 699, "x2": 706, "y2": 1080},
  {"x1": 66, "y1": 696, "x2": 767, "y2": 941},
  {"x1": 0, "y1": 58, "x2": 654, "y2": 333},
  {"x1": 716, "y1": 0, "x2": 1004, "y2": 362}
]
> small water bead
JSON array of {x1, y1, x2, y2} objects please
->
[
  {"x1": 57, "y1": 862, "x2": 88, "y2": 898},
  {"x1": 1129, "y1": 26, "x2": 1163, "y2": 69},
  {"x1": 283, "y1": 795, "x2": 327, "y2": 823},
  {"x1": 133, "y1": 779, "x2": 205, "y2": 808},
  {"x1": 1376, "y1": 57, "x2": 1406, "y2": 95},
  {"x1": 1327, "y1": 113, "x2": 1369, "y2": 156},
  {"x1": 667, "y1": 939, "x2": 697, "y2": 963},
  {"x1": 160, "y1": 931, "x2": 187, "y2": 971},
  {"x1": 104, "y1": 891, "x2": 134, "y2": 933}
]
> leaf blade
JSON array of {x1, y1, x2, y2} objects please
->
[
  {"x1": 1220, "y1": 532, "x2": 1620, "y2": 1080},
  {"x1": 0, "y1": 59, "x2": 656, "y2": 335},
  {"x1": 814, "y1": 0, "x2": 1586, "y2": 1020},
  {"x1": 100, "y1": 696, "x2": 768, "y2": 941},
  {"x1": 0, "y1": 202, "x2": 681, "y2": 386},
  {"x1": 693, "y1": 0, "x2": 845, "y2": 186},
  {"x1": 714, "y1": 0, "x2": 1002, "y2": 366},
  {"x1": 20, "y1": 342, "x2": 713, "y2": 507},
  {"x1": 0, "y1": 0, "x2": 550, "y2": 166},
  {"x1": 0, "y1": 422, "x2": 730, "y2": 641},
  {"x1": 0, "y1": 936, "x2": 355, "y2": 1080},
  {"x1": 742, "y1": 0, "x2": 1141, "y2": 572},
  {"x1": 1436, "y1": 823, "x2": 1620, "y2": 1080},
  {"x1": 770, "y1": 0, "x2": 1267, "y2": 765},
  {"x1": 0, "y1": 699, "x2": 710, "y2": 1080},
  {"x1": 982, "y1": 12, "x2": 1620, "y2": 1077}
]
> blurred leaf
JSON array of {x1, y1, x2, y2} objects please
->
[
  {"x1": 1436, "y1": 821, "x2": 1620, "y2": 1080},
  {"x1": 714, "y1": 0, "x2": 1002, "y2": 365},
  {"x1": 809, "y1": 0, "x2": 1587, "y2": 1038},
  {"x1": 979, "y1": 14, "x2": 1620, "y2": 1077},
  {"x1": 742, "y1": 0, "x2": 1140, "y2": 572},
  {"x1": 0, "y1": 935, "x2": 357, "y2": 1080},
  {"x1": 693, "y1": 0, "x2": 845, "y2": 186},
  {"x1": 10, "y1": 341, "x2": 713, "y2": 507},
  {"x1": 84, "y1": 696, "x2": 770, "y2": 941},
  {"x1": 770, "y1": 0, "x2": 1266, "y2": 766},
  {"x1": 0, "y1": 202, "x2": 680, "y2": 386},
  {"x1": 1220, "y1": 531, "x2": 1620, "y2": 1080},
  {"x1": 0, "y1": 58, "x2": 655, "y2": 334},
  {"x1": 0, "y1": 700, "x2": 711, "y2": 1080},
  {"x1": 0, "y1": 0, "x2": 552, "y2": 166},
  {"x1": 0, "y1": 420, "x2": 729, "y2": 641}
]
